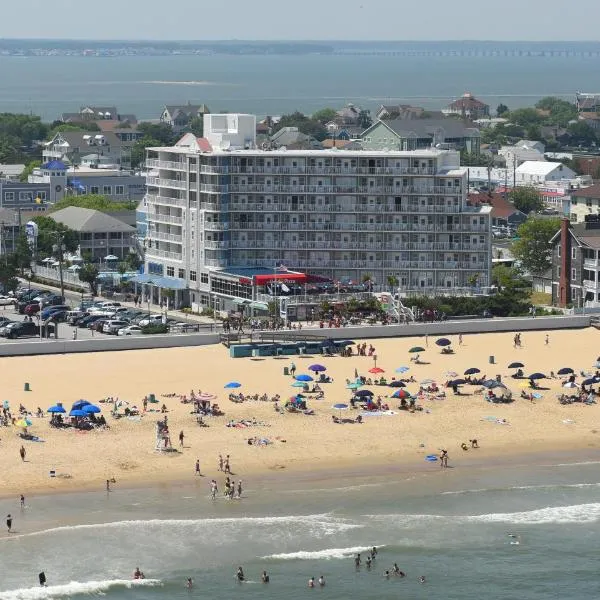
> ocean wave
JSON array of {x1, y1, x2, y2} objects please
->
[
  {"x1": 0, "y1": 579, "x2": 161, "y2": 600},
  {"x1": 442, "y1": 483, "x2": 600, "y2": 495},
  {"x1": 141, "y1": 80, "x2": 225, "y2": 86},
  {"x1": 6, "y1": 514, "x2": 359, "y2": 541},
  {"x1": 264, "y1": 545, "x2": 384, "y2": 560},
  {"x1": 366, "y1": 503, "x2": 600, "y2": 525}
]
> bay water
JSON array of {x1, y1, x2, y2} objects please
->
[
  {"x1": 1, "y1": 458, "x2": 600, "y2": 599},
  {"x1": 1, "y1": 53, "x2": 600, "y2": 120}
]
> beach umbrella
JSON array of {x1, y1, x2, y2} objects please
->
[
  {"x1": 464, "y1": 367, "x2": 481, "y2": 375},
  {"x1": 388, "y1": 380, "x2": 406, "y2": 388},
  {"x1": 69, "y1": 409, "x2": 87, "y2": 417},
  {"x1": 15, "y1": 418, "x2": 32, "y2": 428},
  {"x1": 224, "y1": 382, "x2": 241, "y2": 389},
  {"x1": 444, "y1": 371, "x2": 458, "y2": 377},
  {"x1": 82, "y1": 404, "x2": 101, "y2": 414},
  {"x1": 332, "y1": 403, "x2": 349, "y2": 417},
  {"x1": 528, "y1": 373, "x2": 547, "y2": 380},
  {"x1": 409, "y1": 346, "x2": 425, "y2": 353},
  {"x1": 392, "y1": 389, "x2": 411, "y2": 399},
  {"x1": 557, "y1": 367, "x2": 574, "y2": 375},
  {"x1": 532, "y1": 393, "x2": 543, "y2": 399},
  {"x1": 435, "y1": 338, "x2": 451, "y2": 347},
  {"x1": 47, "y1": 405, "x2": 66, "y2": 413},
  {"x1": 563, "y1": 382, "x2": 579, "y2": 389},
  {"x1": 395, "y1": 366, "x2": 410, "y2": 373},
  {"x1": 292, "y1": 381, "x2": 307, "y2": 388},
  {"x1": 71, "y1": 399, "x2": 90, "y2": 410},
  {"x1": 347, "y1": 382, "x2": 362, "y2": 390},
  {"x1": 309, "y1": 364, "x2": 326, "y2": 372},
  {"x1": 448, "y1": 379, "x2": 467, "y2": 386},
  {"x1": 197, "y1": 393, "x2": 216, "y2": 401},
  {"x1": 369, "y1": 367, "x2": 385, "y2": 374},
  {"x1": 354, "y1": 389, "x2": 374, "y2": 397},
  {"x1": 482, "y1": 380, "x2": 507, "y2": 390},
  {"x1": 295, "y1": 374, "x2": 313, "y2": 382},
  {"x1": 582, "y1": 377, "x2": 600, "y2": 386},
  {"x1": 508, "y1": 362, "x2": 524, "y2": 369}
]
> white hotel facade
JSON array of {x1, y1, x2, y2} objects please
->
[{"x1": 143, "y1": 114, "x2": 492, "y2": 310}]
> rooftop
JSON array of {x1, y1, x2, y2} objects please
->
[
  {"x1": 516, "y1": 161, "x2": 566, "y2": 175},
  {"x1": 49, "y1": 206, "x2": 136, "y2": 233},
  {"x1": 571, "y1": 183, "x2": 600, "y2": 199}
]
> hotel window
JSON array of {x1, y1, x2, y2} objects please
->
[
  {"x1": 572, "y1": 268, "x2": 577, "y2": 279},
  {"x1": 90, "y1": 186, "x2": 99, "y2": 194},
  {"x1": 178, "y1": 268, "x2": 185, "y2": 279},
  {"x1": 5, "y1": 192, "x2": 14, "y2": 201},
  {"x1": 572, "y1": 248, "x2": 577, "y2": 259},
  {"x1": 39, "y1": 191, "x2": 47, "y2": 201},
  {"x1": 200, "y1": 273, "x2": 209, "y2": 284},
  {"x1": 103, "y1": 186, "x2": 112, "y2": 195},
  {"x1": 166, "y1": 266, "x2": 175, "y2": 277},
  {"x1": 190, "y1": 270, "x2": 197, "y2": 282},
  {"x1": 19, "y1": 191, "x2": 33, "y2": 201},
  {"x1": 116, "y1": 185, "x2": 124, "y2": 195}
]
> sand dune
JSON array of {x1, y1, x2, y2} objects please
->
[{"x1": 1, "y1": 327, "x2": 600, "y2": 497}]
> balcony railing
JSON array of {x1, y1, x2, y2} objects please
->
[
  {"x1": 145, "y1": 248, "x2": 183, "y2": 261},
  {"x1": 148, "y1": 231, "x2": 182, "y2": 243},
  {"x1": 148, "y1": 212, "x2": 183, "y2": 225},
  {"x1": 147, "y1": 177, "x2": 187, "y2": 190},
  {"x1": 146, "y1": 194, "x2": 187, "y2": 208},
  {"x1": 146, "y1": 159, "x2": 186, "y2": 170}
]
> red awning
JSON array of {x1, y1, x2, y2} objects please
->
[{"x1": 254, "y1": 273, "x2": 308, "y2": 285}]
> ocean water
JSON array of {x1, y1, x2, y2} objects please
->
[
  {"x1": 0, "y1": 53, "x2": 600, "y2": 120},
  {"x1": 2, "y1": 459, "x2": 600, "y2": 599}
]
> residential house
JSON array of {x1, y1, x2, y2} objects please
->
[
  {"x1": 569, "y1": 184, "x2": 600, "y2": 223},
  {"x1": 269, "y1": 127, "x2": 320, "y2": 149},
  {"x1": 467, "y1": 192, "x2": 527, "y2": 228},
  {"x1": 48, "y1": 206, "x2": 137, "y2": 261},
  {"x1": 498, "y1": 141, "x2": 545, "y2": 168},
  {"x1": 159, "y1": 103, "x2": 210, "y2": 134},
  {"x1": 0, "y1": 208, "x2": 23, "y2": 254},
  {"x1": 375, "y1": 104, "x2": 426, "y2": 121},
  {"x1": 361, "y1": 119, "x2": 481, "y2": 154},
  {"x1": 42, "y1": 131, "x2": 132, "y2": 169},
  {"x1": 335, "y1": 104, "x2": 362, "y2": 126},
  {"x1": 515, "y1": 161, "x2": 576, "y2": 186},
  {"x1": 442, "y1": 93, "x2": 490, "y2": 120},
  {"x1": 576, "y1": 93, "x2": 600, "y2": 114},
  {"x1": 548, "y1": 216, "x2": 600, "y2": 307}
]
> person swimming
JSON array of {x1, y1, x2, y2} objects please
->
[
  {"x1": 236, "y1": 566, "x2": 245, "y2": 582},
  {"x1": 261, "y1": 571, "x2": 270, "y2": 583},
  {"x1": 186, "y1": 578, "x2": 193, "y2": 589},
  {"x1": 419, "y1": 576, "x2": 426, "y2": 584},
  {"x1": 371, "y1": 546, "x2": 378, "y2": 559},
  {"x1": 383, "y1": 570, "x2": 390, "y2": 579}
]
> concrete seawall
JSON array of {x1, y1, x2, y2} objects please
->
[{"x1": 0, "y1": 333, "x2": 220, "y2": 357}]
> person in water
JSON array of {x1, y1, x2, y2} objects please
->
[
  {"x1": 133, "y1": 567, "x2": 142, "y2": 579},
  {"x1": 366, "y1": 556, "x2": 372, "y2": 570},
  {"x1": 318, "y1": 575, "x2": 325, "y2": 587},
  {"x1": 38, "y1": 572, "x2": 46, "y2": 587},
  {"x1": 186, "y1": 578, "x2": 193, "y2": 589},
  {"x1": 383, "y1": 570, "x2": 390, "y2": 579},
  {"x1": 236, "y1": 566, "x2": 245, "y2": 582},
  {"x1": 354, "y1": 553, "x2": 361, "y2": 569},
  {"x1": 261, "y1": 571, "x2": 270, "y2": 583},
  {"x1": 419, "y1": 576, "x2": 426, "y2": 584},
  {"x1": 371, "y1": 546, "x2": 378, "y2": 559},
  {"x1": 308, "y1": 577, "x2": 315, "y2": 588}
]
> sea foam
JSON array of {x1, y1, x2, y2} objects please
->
[
  {"x1": 264, "y1": 545, "x2": 384, "y2": 560},
  {"x1": 0, "y1": 579, "x2": 161, "y2": 600}
]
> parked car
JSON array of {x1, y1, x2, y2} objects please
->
[
  {"x1": 89, "y1": 301, "x2": 122, "y2": 313},
  {"x1": 138, "y1": 315, "x2": 164, "y2": 327},
  {"x1": 89, "y1": 319, "x2": 109, "y2": 332},
  {"x1": 0, "y1": 295, "x2": 15, "y2": 306},
  {"x1": 0, "y1": 321, "x2": 54, "y2": 339},
  {"x1": 39, "y1": 294, "x2": 64, "y2": 308},
  {"x1": 41, "y1": 305, "x2": 70, "y2": 320},
  {"x1": 0, "y1": 316, "x2": 13, "y2": 327},
  {"x1": 48, "y1": 310, "x2": 69, "y2": 323},
  {"x1": 104, "y1": 320, "x2": 130, "y2": 335},
  {"x1": 78, "y1": 315, "x2": 104, "y2": 328},
  {"x1": 24, "y1": 303, "x2": 42, "y2": 316},
  {"x1": 117, "y1": 325, "x2": 143, "y2": 336}
]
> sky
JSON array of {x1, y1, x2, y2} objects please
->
[{"x1": 2, "y1": 0, "x2": 600, "y2": 41}]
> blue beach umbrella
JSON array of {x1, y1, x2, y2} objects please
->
[
  {"x1": 395, "y1": 366, "x2": 410, "y2": 373},
  {"x1": 71, "y1": 399, "x2": 90, "y2": 411},
  {"x1": 435, "y1": 338, "x2": 451, "y2": 347},
  {"x1": 354, "y1": 389, "x2": 374, "y2": 398},
  {"x1": 508, "y1": 362, "x2": 524, "y2": 369},
  {"x1": 69, "y1": 409, "x2": 87, "y2": 417},
  {"x1": 309, "y1": 364, "x2": 326, "y2": 372},
  {"x1": 82, "y1": 404, "x2": 101, "y2": 414},
  {"x1": 224, "y1": 382, "x2": 241, "y2": 389},
  {"x1": 464, "y1": 367, "x2": 481, "y2": 375},
  {"x1": 582, "y1": 377, "x2": 600, "y2": 386},
  {"x1": 292, "y1": 381, "x2": 307, "y2": 388},
  {"x1": 295, "y1": 374, "x2": 313, "y2": 382},
  {"x1": 47, "y1": 405, "x2": 66, "y2": 414},
  {"x1": 389, "y1": 380, "x2": 406, "y2": 388},
  {"x1": 528, "y1": 373, "x2": 547, "y2": 380},
  {"x1": 347, "y1": 382, "x2": 362, "y2": 390}
]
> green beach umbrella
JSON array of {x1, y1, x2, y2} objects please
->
[{"x1": 409, "y1": 346, "x2": 425, "y2": 353}]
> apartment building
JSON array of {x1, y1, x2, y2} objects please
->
[{"x1": 144, "y1": 114, "x2": 492, "y2": 310}]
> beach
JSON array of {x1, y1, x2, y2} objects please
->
[{"x1": 1, "y1": 327, "x2": 600, "y2": 498}]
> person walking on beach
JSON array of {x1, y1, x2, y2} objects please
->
[
  {"x1": 179, "y1": 430, "x2": 184, "y2": 448},
  {"x1": 195, "y1": 459, "x2": 201, "y2": 476},
  {"x1": 459, "y1": 334, "x2": 463, "y2": 346},
  {"x1": 6, "y1": 514, "x2": 12, "y2": 533},
  {"x1": 218, "y1": 454, "x2": 224, "y2": 472},
  {"x1": 237, "y1": 480, "x2": 243, "y2": 498},
  {"x1": 106, "y1": 479, "x2": 110, "y2": 492},
  {"x1": 545, "y1": 334, "x2": 549, "y2": 346},
  {"x1": 440, "y1": 449, "x2": 448, "y2": 468},
  {"x1": 290, "y1": 362, "x2": 296, "y2": 376},
  {"x1": 20, "y1": 495, "x2": 25, "y2": 509},
  {"x1": 19, "y1": 445, "x2": 25, "y2": 461},
  {"x1": 224, "y1": 455, "x2": 231, "y2": 474},
  {"x1": 210, "y1": 479, "x2": 218, "y2": 500}
]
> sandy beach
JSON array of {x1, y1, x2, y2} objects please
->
[{"x1": 2, "y1": 327, "x2": 600, "y2": 498}]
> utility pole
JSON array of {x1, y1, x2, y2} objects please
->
[{"x1": 53, "y1": 231, "x2": 65, "y2": 301}]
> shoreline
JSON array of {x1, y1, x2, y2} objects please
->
[{"x1": 4, "y1": 441, "x2": 600, "y2": 502}]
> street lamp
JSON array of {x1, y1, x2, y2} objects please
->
[{"x1": 52, "y1": 231, "x2": 66, "y2": 301}]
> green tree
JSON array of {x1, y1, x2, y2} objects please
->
[
  {"x1": 509, "y1": 186, "x2": 544, "y2": 214},
  {"x1": 189, "y1": 116, "x2": 204, "y2": 137},
  {"x1": 387, "y1": 275, "x2": 399, "y2": 291},
  {"x1": 12, "y1": 234, "x2": 33, "y2": 274},
  {"x1": 272, "y1": 112, "x2": 328, "y2": 141},
  {"x1": 535, "y1": 97, "x2": 578, "y2": 127},
  {"x1": 312, "y1": 108, "x2": 337, "y2": 125},
  {"x1": 31, "y1": 215, "x2": 79, "y2": 258},
  {"x1": 496, "y1": 103, "x2": 509, "y2": 116},
  {"x1": 488, "y1": 264, "x2": 531, "y2": 316},
  {"x1": 507, "y1": 108, "x2": 544, "y2": 128},
  {"x1": 124, "y1": 253, "x2": 141, "y2": 271},
  {"x1": 460, "y1": 151, "x2": 493, "y2": 167},
  {"x1": 357, "y1": 109, "x2": 372, "y2": 129},
  {"x1": 136, "y1": 122, "x2": 175, "y2": 145},
  {"x1": 48, "y1": 122, "x2": 101, "y2": 137},
  {"x1": 511, "y1": 217, "x2": 561, "y2": 275},
  {"x1": 131, "y1": 136, "x2": 163, "y2": 169},
  {"x1": 19, "y1": 160, "x2": 41, "y2": 182},
  {"x1": 566, "y1": 121, "x2": 597, "y2": 146},
  {"x1": 78, "y1": 262, "x2": 99, "y2": 296}
]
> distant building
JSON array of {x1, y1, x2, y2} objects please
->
[
  {"x1": 576, "y1": 93, "x2": 600, "y2": 114},
  {"x1": 0, "y1": 208, "x2": 22, "y2": 254},
  {"x1": 515, "y1": 161, "x2": 576, "y2": 186},
  {"x1": 569, "y1": 184, "x2": 600, "y2": 223},
  {"x1": 48, "y1": 206, "x2": 137, "y2": 261},
  {"x1": 375, "y1": 104, "x2": 426, "y2": 121},
  {"x1": 473, "y1": 118, "x2": 509, "y2": 129},
  {"x1": 0, "y1": 164, "x2": 25, "y2": 181},
  {"x1": 443, "y1": 93, "x2": 489, "y2": 120},
  {"x1": 160, "y1": 103, "x2": 210, "y2": 134},
  {"x1": 498, "y1": 141, "x2": 546, "y2": 168},
  {"x1": 361, "y1": 119, "x2": 481, "y2": 154},
  {"x1": 468, "y1": 192, "x2": 527, "y2": 228},
  {"x1": 269, "y1": 127, "x2": 320, "y2": 150}
]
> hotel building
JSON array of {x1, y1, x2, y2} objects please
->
[{"x1": 143, "y1": 114, "x2": 492, "y2": 311}]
